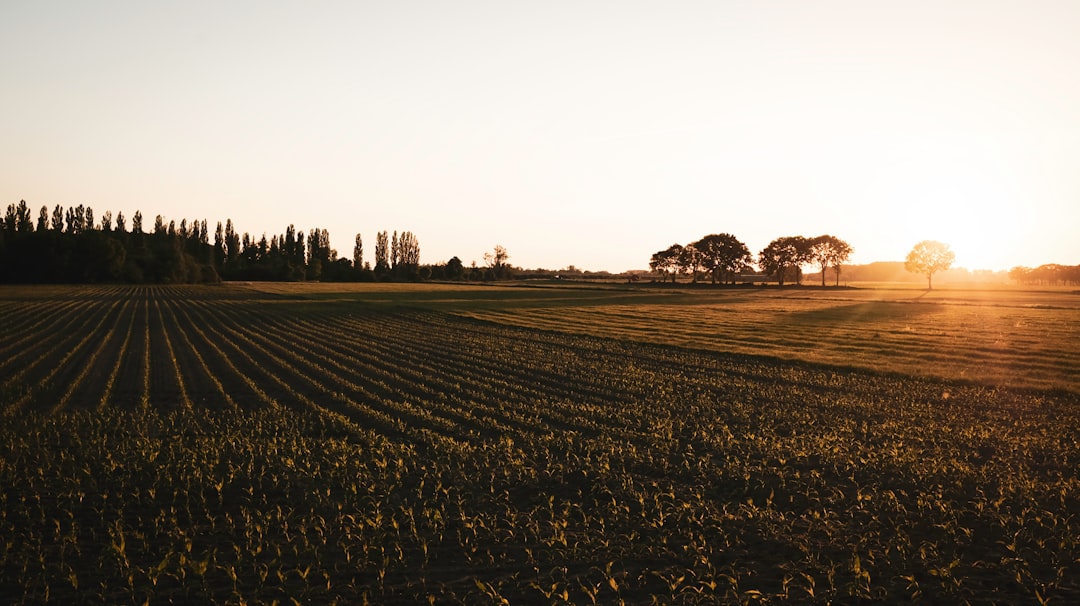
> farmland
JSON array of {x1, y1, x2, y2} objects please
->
[{"x1": 1, "y1": 283, "x2": 1079, "y2": 603}]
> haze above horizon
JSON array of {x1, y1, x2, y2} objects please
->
[{"x1": 2, "y1": 1, "x2": 1078, "y2": 272}]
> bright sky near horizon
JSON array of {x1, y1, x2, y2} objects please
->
[{"x1": 2, "y1": 1, "x2": 1078, "y2": 272}]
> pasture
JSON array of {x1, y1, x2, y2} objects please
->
[{"x1": 1, "y1": 283, "x2": 1078, "y2": 603}]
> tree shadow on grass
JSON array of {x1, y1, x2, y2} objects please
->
[{"x1": 784, "y1": 301, "x2": 940, "y2": 325}]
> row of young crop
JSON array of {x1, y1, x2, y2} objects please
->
[
  {"x1": 1, "y1": 287, "x2": 211, "y2": 414},
  {"x1": 8, "y1": 285, "x2": 1077, "y2": 476},
  {"x1": 1, "y1": 285, "x2": 1079, "y2": 603},
  {"x1": 3, "y1": 292, "x2": 127, "y2": 413},
  {"x1": 169, "y1": 294, "x2": 637, "y2": 448}
]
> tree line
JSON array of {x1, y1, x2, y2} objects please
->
[
  {"x1": 1008, "y1": 264, "x2": 1080, "y2": 286},
  {"x1": 0, "y1": 200, "x2": 442, "y2": 284},
  {"x1": 650, "y1": 233, "x2": 854, "y2": 286}
]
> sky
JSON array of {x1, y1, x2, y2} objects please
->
[{"x1": 2, "y1": 1, "x2": 1078, "y2": 272}]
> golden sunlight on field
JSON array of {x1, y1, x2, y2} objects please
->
[{"x1": 458, "y1": 287, "x2": 1080, "y2": 393}]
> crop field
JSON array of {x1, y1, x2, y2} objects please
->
[
  {"x1": 455, "y1": 284, "x2": 1080, "y2": 394},
  {"x1": 1, "y1": 283, "x2": 1079, "y2": 603}
]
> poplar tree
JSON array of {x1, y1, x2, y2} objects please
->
[
  {"x1": 374, "y1": 231, "x2": 389, "y2": 274},
  {"x1": 51, "y1": 205, "x2": 64, "y2": 231}
]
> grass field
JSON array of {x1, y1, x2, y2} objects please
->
[{"x1": 1, "y1": 283, "x2": 1078, "y2": 603}]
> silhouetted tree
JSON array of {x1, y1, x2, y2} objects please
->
[
  {"x1": 445, "y1": 256, "x2": 464, "y2": 280},
  {"x1": 289, "y1": 225, "x2": 305, "y2": 267},
  {"x1": 284, "y1": 225, "x2": 296, "y2": 264},
  {"x1": 0, "y1": 200, "x2": 425, "y2": 285},
  {"x1": 905, "y1": 240, "x2": 955, "y2": 289},
  {"x1": 483, "y1": 245, "x2": 510, "y2": 279},
  {"x1": 374, "y1": 231, "x2": 389, "y2": 274},
  {"x1": 809, "y1": 235, "x2": 853, "y2": 286},
  {"x1": 51, "y1": 205, "x2": 64, "y2": 231},
  {"x1": 64, "y1": 207, "x2": 77, "y2": 233},
  {"x1": 693, "y1": 233, "x2": 753, "y2": 284},
  {"x1": 649, "y1": 244, "x2": 683, "y2": 283},
  {"x1": 396, "y1": 231, "x2": 420, "y2": 277},
  {"x1": 677, "y1": 244, "x2": 703, "y2": 282},
  {"x1": 224, "y1": 219, "x2": 240, "y2": 265},
  {"x1": 12, "y1": 201, "x2": 33, "y2": 233},
  {"x1": 353, "y1": 233, "x2": 363, "y2": 268},
  {"x1": 73, "y1": 205, "x2": 86, "y2": 232},
  {"x1": 306, "y1": 227, "x2": 332, "y2": 280},
  {"x1": 3, "y1": 204, "x2": 14, "y2": 232},
  {"x1": 759, "y1": 236, "x2": 812, "y2": 286}
]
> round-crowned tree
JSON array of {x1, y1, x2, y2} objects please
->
[{"x1": 905, "y1": 240, "x2": 955, "y2": 289}]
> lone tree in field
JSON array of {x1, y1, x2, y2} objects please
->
[
  {"x1": 905, "y1": 240, "x2": 955, "y2": 289},
  {"x1": 810, "y1": 235, "x2": 853, "y2": 286}
]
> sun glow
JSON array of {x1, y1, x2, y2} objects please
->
[{"x1": 884, "y1": 166, "x2": 1034, "y2": 271}]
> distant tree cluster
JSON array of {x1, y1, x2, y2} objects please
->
[
  {"x1": 1009, "y1": 264, "x2": 1080, "y2": 286},
  {"x1": 0, "y1": 200, "x2": 434, "y2": 284},
  {"x1": 0, "y1": 200, "x2": 218, "y2": 284},
  {"x1": 649, "y1": 233, "x2": 853, "y2": 286},
  {"x1": 648, "y1": 234, "x2": 754, "y2": 285}
]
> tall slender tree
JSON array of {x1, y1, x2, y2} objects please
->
[
  {"x1": 374, "y1": 230, "x2": 389, "y2": 274},
  {"x1": 224, "y1": 219, "x2": 239, "y2": 263},
  {"x1": 51, "y1": 205, "x2": 64, "y2": 231},
  {"x1": 398, "y1": 231, "x2": 420, "y2": 267},
  {"x1": 3, "y1": 203, "x2": 16, "y2": 232},
  {"x1": 65, "y1": 207, "x2": 77, "y2": 233}
]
